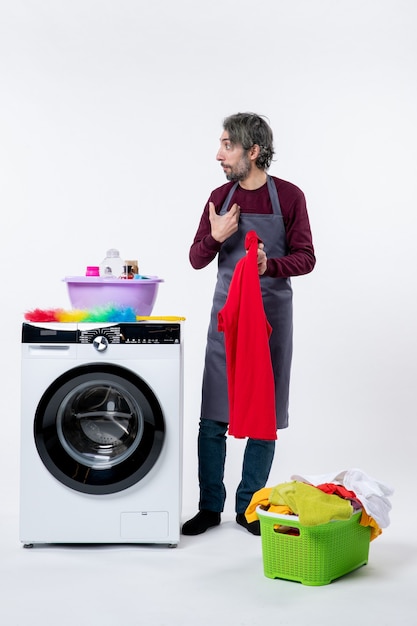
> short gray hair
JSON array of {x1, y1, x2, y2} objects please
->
[{"x1": 223, "y1": 112, "x2": 275, "y2": 170}]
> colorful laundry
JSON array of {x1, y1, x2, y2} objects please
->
[
  {"x1": 245, "y1": 471, "x2": 391, "y2": 541},
  {"x1": 245, "y1": 487, "x2": 292, "y2": 523},
  {"x1": 269, "y1": 481, "x2": 353, "y2": 526},
  {"x1": 291, "y1": 468, "x2": 394, "y2": 528}
]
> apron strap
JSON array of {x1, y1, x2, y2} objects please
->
[
  {"x1": 219, "y1": 183, "x2": 238, "y2": 215},
  {"x1": 266, "y1": 175, "x2": 283, "y2": 216}
]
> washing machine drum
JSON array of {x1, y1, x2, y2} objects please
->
[{"x1": 34, "y1": 364, "x2": 165, "y2": 494}]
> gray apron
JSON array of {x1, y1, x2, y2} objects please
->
[{"x1": 200, "y1": 175, "x2": 293, "y2": 430}]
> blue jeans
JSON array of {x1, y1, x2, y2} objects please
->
[{"x1": 197, "y1": 418, "x2": 276, "y2": 514}]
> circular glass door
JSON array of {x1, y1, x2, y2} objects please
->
[{"x1": 34, "y1": 363, "x2": 165, "y2": 494}]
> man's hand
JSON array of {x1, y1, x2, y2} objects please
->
[
  {"x1": 257, "y1": 242, "x2": 267, "y2": 275},
  {"x1": 209, "y1": 202, "x2": 240, "y2": 243}
]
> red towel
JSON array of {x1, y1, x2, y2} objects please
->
[{"x1": 218, "y1": 230, "x2": 277, "y2": 440}]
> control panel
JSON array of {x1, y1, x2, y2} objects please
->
[{"x1": 22, "y1": 322, "x2": 181, "y2": 345}]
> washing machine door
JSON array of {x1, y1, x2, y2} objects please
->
[{"x1": 34, "y1": 363, "x2": 165, "y2": 494}]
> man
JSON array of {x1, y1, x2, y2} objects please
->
[{"x1": 183, "y1": 113, "x2": 315, "y2": 536}]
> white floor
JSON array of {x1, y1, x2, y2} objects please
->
[{"x1": 1, "y1": 498, "x2": 415, "y2": 626}]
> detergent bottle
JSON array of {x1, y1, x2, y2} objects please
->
[
  {"x1": 100, "y1": 249, "x2": 124, "y2": 278},
  {"x1": 120, "y1": 264, "x2": 134, "y2": 279}
]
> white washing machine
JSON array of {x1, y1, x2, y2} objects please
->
[{"x1": 20, "y1": 321, "x2": 183, "y2": 547}]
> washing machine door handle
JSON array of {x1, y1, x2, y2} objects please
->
[{"x1": 93, "y1": 336, "x2": 109, "y2": 352}]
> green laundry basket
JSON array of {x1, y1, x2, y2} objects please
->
[{"x1": 257, "y1": 507, "x2": 371, "y2": 586}]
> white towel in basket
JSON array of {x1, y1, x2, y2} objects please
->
[{"x1": 290, "y1": 468, "x2": 394, "y2": 528}]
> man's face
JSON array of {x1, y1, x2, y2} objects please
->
[{"x1": 216, "y1": 131, "x2": 251, "y2": 182}]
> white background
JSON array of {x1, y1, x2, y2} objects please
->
[{"x1": 1, "y1": 0, "x2": 416, "y2": 523}]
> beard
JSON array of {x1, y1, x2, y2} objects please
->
[{"x1": 222, "y1": 153, "x2": 251, "y2": 182}]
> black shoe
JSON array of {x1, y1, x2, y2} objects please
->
[
  {"x1": 236, "y1": 513, "x2": 261, "y2": 535},
  {"x1": 182, "y1": 510, "x2": 221, "y2": 536}
]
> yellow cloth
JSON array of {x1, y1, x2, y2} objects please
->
[
  {"x1": 360, "y1": 510, "x2": 382, "y2": 541},
  {"x1": 245, "y1": 487, "x2": 292, "y2": 523},
  {"x1": 269, "y1": 481, "x2": 353, "y2": 526}
]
